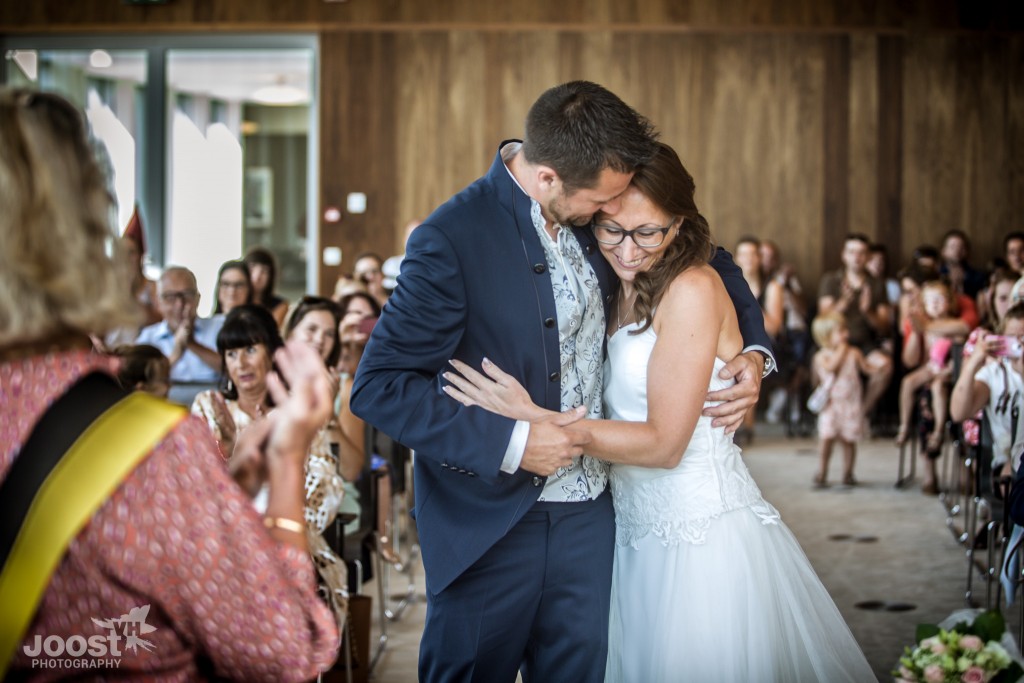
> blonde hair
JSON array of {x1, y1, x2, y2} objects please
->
[
  {"x1": 0, "y1": 89, "x2": 138, "y2": 348},
  {"x1": 811, "y1": 312, "x2": 846, "y2": 349}
]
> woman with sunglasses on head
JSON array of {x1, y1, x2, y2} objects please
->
[{"x1": 444, "y1": 142, "x2": 873, "y2": 681}]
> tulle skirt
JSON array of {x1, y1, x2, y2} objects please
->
[{"x1": 605, "y1": 506, "x2": 876, "y2": 683}]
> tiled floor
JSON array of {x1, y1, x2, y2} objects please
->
[{"x1": 349, "y1": 433, "x2": 1016, "y2": 682}]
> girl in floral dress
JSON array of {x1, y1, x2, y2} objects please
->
[{"x1": 811, "y1": 312, "x2": 872, "y2": 487}]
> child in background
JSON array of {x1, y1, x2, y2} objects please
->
[
  {"x1": 811, "y1": 312, "x2": 871, "y2": 488},
  {"x1": 112, "y1": 344, "x2": 171, "y2": 398},
  {"x1": 895, "y1": 281, "x2": 971, "y2": 451}
]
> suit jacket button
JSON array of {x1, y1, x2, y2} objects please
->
[
  {"x1": 544, "y1": 317, "x2": 555, "y2": 328},
  {"x1": 468, "y1": 471, "x2": 476, "y2": 477},
  {"x1": 548, "y1": 372, "x2": 559, "y2": 382},
  {"x1": 533, "y1": 263, "x2": 547, "y2": 274},
  {"x1": 586, "y1": 244, "x2": 594, "y2": 254},
  {"x1": 533, "y1": 476, "x2": 542, "y2": 486}
]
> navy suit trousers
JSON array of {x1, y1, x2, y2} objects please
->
[{"x1": 419, "y1": 491, "x2": 615, "y2": 683}]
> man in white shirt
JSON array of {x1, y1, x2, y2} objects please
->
[{"x1": 136, "y1": 266, "x2": 223, "y2": 403}]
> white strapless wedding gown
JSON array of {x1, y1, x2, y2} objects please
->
[{"x1": 603, "y1": 323, "x2": 876, "y2": 683}]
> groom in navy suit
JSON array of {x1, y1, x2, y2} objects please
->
[{"x1": 351, "y1": 81, "x2": 773, "y2": 682}]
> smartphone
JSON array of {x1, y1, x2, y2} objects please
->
[
  {"x1": 357, "y1": 316, "x2": 379, "y2": 335},
  {"x1": 992, "y1": 335, "x2": 1024, "y2": 359}
]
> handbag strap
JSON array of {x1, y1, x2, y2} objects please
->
[
  {"x1": 0, "y1": 372, "x2": 185, "y2": 675},
  {"x1": 823, "y1": 345, "x2": 850, "y2": 389}
]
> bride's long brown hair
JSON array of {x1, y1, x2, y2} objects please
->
[{"x1": 626, "y1": 142, "x2": 715, "y2": 334}]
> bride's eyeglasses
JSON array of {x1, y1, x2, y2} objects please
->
[{"x1": 592, "y1": 219, "x2": 677, "y2": 249}]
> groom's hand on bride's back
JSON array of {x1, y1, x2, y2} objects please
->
[
  {"x1": 703, "y1": 351, "x2": 765, "y2": 433},
  {"x1": 520, "y1": 407, "x2": 590, "y2": 477}
]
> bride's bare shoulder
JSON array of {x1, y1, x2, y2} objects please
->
[{"x1": 664, "y1": 264, "x2": 727, "y2": 301}]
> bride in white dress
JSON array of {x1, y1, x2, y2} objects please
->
[{"x1": 444, "y1": 142, "x2": 876, "y2": 682}]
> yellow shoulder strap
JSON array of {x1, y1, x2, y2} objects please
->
[{"x1": 0, "y1": 393, "x2": 185, "y2": 675}]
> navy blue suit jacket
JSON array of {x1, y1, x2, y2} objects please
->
[{"x1": 350, "y1": 142, "x2": 772, "y2": 594}]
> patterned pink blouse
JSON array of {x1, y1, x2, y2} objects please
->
[{"x1": 0, "y1": 349, "x2": 339, "y2": 681}]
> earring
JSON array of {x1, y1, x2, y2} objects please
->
[{"x1": 227, "y1": 378, "x2": 234, "y2": 393}]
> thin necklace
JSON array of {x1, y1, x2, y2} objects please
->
[{"x1": 617, "y1": 289, "x2": 638, "y2": 329}]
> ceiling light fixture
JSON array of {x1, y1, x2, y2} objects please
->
[
  {"x1": 89, "y1": 49, "x2": 113, "y2": 69},
  {"x1": 251, "y1": 77, "x2": 307, "y2": 106}
]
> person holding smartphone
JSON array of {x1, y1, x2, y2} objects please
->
[
  {"x1": 336, "y1": 291, "x2": 381, "y2": 372},
  {"x1": 353, "y1": 252, "x2": 390, "y2": 308},
  {"x1": 951, "y1": 302, "x2": 1024, "y2": 476}
]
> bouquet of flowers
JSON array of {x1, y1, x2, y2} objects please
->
[{"x1": 894, "y1": 610, "x2": 1023, "y2": 682}]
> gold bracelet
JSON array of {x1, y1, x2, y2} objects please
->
[{"x1": 263, "y1": 516, "x2": 305, "y2": 534}]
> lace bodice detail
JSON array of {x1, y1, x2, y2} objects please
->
[{"x1": 604, "y1": 325, "x2": 780, "y2": 548}]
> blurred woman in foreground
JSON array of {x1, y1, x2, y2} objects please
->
[{"x1": 0, "y1": 88, "x2": 337, "y2": 680}]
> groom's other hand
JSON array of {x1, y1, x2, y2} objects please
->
[
  {"x1": 521, "y1": 407, "x2": 590, "y2": 477},
  {"x1": 703, "y1": 351, "x2": 765, "y2": 433}
]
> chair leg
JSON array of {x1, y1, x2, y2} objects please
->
[
  {"x1": 896, "y1": 436, "x2": 918, "y2": 488},
  {"x1": 370, "y1": 532, "x2": 389, "y2": 672}
]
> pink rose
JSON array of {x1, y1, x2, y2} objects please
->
[
  {"x1": 959, "y1": 635, "x2": 984, "y2": 651},
  {"x1": 924, "y1": 664, "x2": 944, "y2": 682},
  {"x1": 922, "y1": 637, "x2": 947, "y2": 655},
  {"x1": 961, "y1": 666, "x2": 986, "y2": 683},
  {"x1": 899, "y1": 666, "x2": 916, "y2": 680}
]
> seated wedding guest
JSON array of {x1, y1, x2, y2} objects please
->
[
  {"x1": 895, "y1": 280, "x2": 970, "y2": 491},
  {"x1": 192, "y1": 304, "x2": 348, "y2": 629},
  {"x1": 818, "y1": 233, "x2": 893, "y2": 417},
  {"x1": 974, "y1": 232, "x2": 1024, "y2": 324},
  {"x1": 1005, "y1": 231, "x2": 1024, "y2": 275},
  {"x1": 245, "y1": 245, "x2": 290, "y2": 326},
  {"x1": 332, "y1": 273, "x2": 365, "y2": 302},
  {"x1": 112, "y1": 343, "x2": 171, "y2": 398},
  {"x1": 940, "y1": 228, "x2": 988, "y2": 299},
  {"x1": 912, "y1": 244, "x2": 940, "y2": 271},
  {"x1": 282, "y1": 297, "x2": 362, "y2": 482},
  {"x1": 898, "y1": 262, "x2": 978, "y2": 333},
  {"x1": 281, "y1": 297, "x2": 364, "y2": 586},
  {"x1": 136, "y1": 265, "x2": 224, "y2": 404},
  {"x1": 353, "y1": 252, "x2": 389, "y2": 308},
  {"x1": 0, "y1": 87, "x2": 338, "y2": 681},
  {"x1": 337, "y1": 291, "x2": 381, "y2": 374},
  {"x1": 867, "y1": 243, "x2": 901, "y2": 307},
  {"x1": 735, "y1": 235, "x2": 782, "y2": 437},
  {"x1": 951, "y1": 302, "x2": 1024, "y2": 476},
  {"x1": 191, "y1": 305, "x2": 280, "y2": 460},
  {"x1": 212, "y1": 259, "x2": 253, "y2": 316},
  {"x1": 959, "y1": 268, "x2": 1023, "y2": 450},
  {"x1": 335, "y1": 290, "x2": 402, "y2": 564},
  {"x1": 761, "y1": 239, "x2": 811, "y2": 425}
]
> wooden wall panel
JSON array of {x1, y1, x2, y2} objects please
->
[
  {"x1": 680, "y1": 35, "x2": 826, "y2": 286},
  {"x1": 318, "y1": 31, "x2": 399, "y2": 295},
  {"x1": 318, "y1": 31, "x2": 834, "y2": 294},
  {"x1": 848, "y1": 34, "x2": 879, "y2": 240},
  {"x1": 875, "y1": 36, "x2": 904, "y2": 266},
  {"x1": 901, "y1": 35, "x2": 1024, "y2": 271},
  {"x1": 318, "y1": 29, "x2": 1020, "y2": 297}
]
